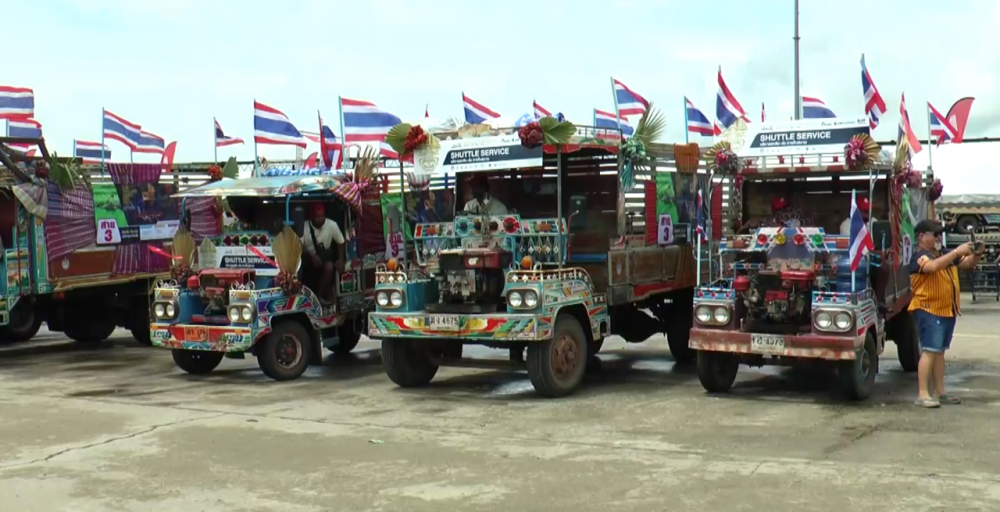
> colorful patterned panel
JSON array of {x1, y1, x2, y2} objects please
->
[
  {"x1": 369, "y1": 313, "x2": 542, "y2": 341},
  {"x1": 150, "y1": 324, "x2": 254, "y2": 352}
]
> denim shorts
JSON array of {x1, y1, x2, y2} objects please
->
[{"x1": 914, "y1": 310, "x2": 956, "y2": 353}]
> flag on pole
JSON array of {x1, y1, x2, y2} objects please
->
[
  {"x1": 849, "y1": 189, "x2": 874, "y2": 272},
  {"x1": 802, "y1": 96, "x2": 836, "y2": 119},
  {"x1": 215, "y1": 119, "x2": 244, "y2": 147},
  {"x1": 340, "y1": 97, "x2": 402, "y2": 159},
  {"x1": 253, "y1": 101, "x2": 307, "y2": 147},
  {"x1": 74, "y1": 140, "x2": 110, "y2": 164},
  {"x1": 861, "y1": 55, "x2": 886, "y2": 130},
  {"x1": 716, "y1": 68, "x2": 748, "y2": 129},
  {"x1": 134, "y1": 130, "x2": 166, "y2": 154},
  {"x1": 462, "y1": 94, "x2": 501, "y2": 124},
  {"x1": 533, "y1": 101, "x2": 551, "y2": 119},
  {"x1": 713, "y1": 120, "x2": 723, "y2": 136},
  {"x1": 7, "y1": 117, "x2": 41, "y2": 138},
  {"x1": 611, "y1": 78, "x2": 649, "y2": 117},
  {"x1": 0, "y1": 86, "x2": 34, "y2": 119},
  {"x1": 685, "y1": 98, "x2": 713, "y2": 136},
  {"x1": 944, "y1": 97, "x2": 974, "y2": 143},
  {"x1": 928, "y1": 102, "x2": 958, "y2": 144},
  {"x1": 318, "y1": 113, "x2": 343, "y2": 170},
  {"x1": 595, "y1": 109, "x2": 634, "y2": 137},
  {"x1": 898, "y1": 93, "x2": 923, "y2": 157},
  {"x1": 761, "y1": 102, "x2": 766, "y2": 122},
  {"x1": 424, "y1": 104, "x2": 429, "y2": 118},
  {"x1": 103, "y1": 110, "x2": 142, "y2": 149}
]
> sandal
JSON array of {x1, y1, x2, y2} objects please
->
[
  {"x1": 937, "y1": 394, "x2": 963, "y2": 404},
  {"x1": 914, "y1": 397, "x2": 940, "y2": 408}
]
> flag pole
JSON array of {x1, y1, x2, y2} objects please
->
[
  {"x1": 252, "y1": 100, "x2": 260, "y2": 177},
  {"x1": 793, "y1": 0, "x2": 802, "y2": 120},
  {"x1": 851, "y1": 188, "x2": 856, "y2": 295},
  {"x1": 100, "y1": 108, "x2": 106, "y2": 177},
  {"x1": 610, "y1": 77, "x2": 621, "y2": 123},
  {"x1": 213, "y1": 117, "x2": 218, "y2": 164},
  {"x1": 317, "y1": 109, "x2": 322, "y2": 169},
  {"x1": 683, "y1": 97, "x2": 690, "y2": 144},
  {"x1": 926, "y1": 103, "x2": 934, "y2": 179},
  {"x1": 337, "y1": 96, "x2": 347, "y2": 170}
]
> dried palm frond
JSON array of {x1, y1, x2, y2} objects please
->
[
  {"x1": 171, "y1": 227, "x2": 196, "y2": 267},
  {"x1": 632, "y1": 103, "x2": 667, "y2": 147},
  {"x1": 893, "y1": 137, "x2": 911, "y2": 173},
  {"x1": 272, "y1": 225, "x2": 302, "y2": 274},
  {"x1": 385, "y1": 123, "x2": 413, "y2": 156},
  {"x1": 353, "y1": 145, "x2": 380, "y2": 184}
]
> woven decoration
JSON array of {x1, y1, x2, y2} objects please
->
[{"x1": 844, "y1": 133, "x2": 880, "y2": 171}]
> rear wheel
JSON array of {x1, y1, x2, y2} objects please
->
[
  {"x1": 0, "y1": 301, "x2": 41, "y2": 343},
  {"x1": 527, "y1": 315, "x2": 588, "y2": 398},
  {"x1": 666, "y1": 321, "x2": 695, "y2": 364},
  {"x1": 697, "y1": 350, "x2": 739, "y2": 393},
  {"x1": 130, "y1": 302, "x2": 152, "y2": 346},
  {"x1": 257, "y1": 321, "x2": 312, "y2": 381},
  {"x1": 955, "y1": 215, "x2": 980, "y2": 235},
  {"x1": 892, "y1": 310, "x2": 920, "y2": 372},
  {"x1": 65, "y1": 315, "x2": 116, "y2": 344},
  {"x1": 382, "y1": 338, "x2": 439, "y2": 387},
  {"x1": 839, "y1": 333, "x2": 878, "y2": 401},
  {"x1": 171, "y1": 349, "x2": 224, "y2": 374}
]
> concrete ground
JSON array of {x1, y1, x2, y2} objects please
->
[{"x1": 2, "y1": 295, "x2": 1000, "y2": 511}]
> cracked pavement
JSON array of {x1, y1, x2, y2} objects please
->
[{"x1": 2, "y1": 295, "x2": 1000, "y2": 511}]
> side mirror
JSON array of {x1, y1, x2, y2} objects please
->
[{"x1": 871, "y1": 220, "x2": 893, "y2": 250}]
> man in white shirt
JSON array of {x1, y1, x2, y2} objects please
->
[
  {"x1": 301, "y1": 203, "x2": 345, "y2": 304},
  {"x1": 463, "y1": 175, "x2": 508, "y2": 215},
  {"x1": 839, "y1": 196, "x2": 875, "y2": 235}
]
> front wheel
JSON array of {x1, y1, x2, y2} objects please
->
[
  {"x1": 382, "y1": 338, "x2": 439, "y2": 387},
  {"x1": 171, "y1": 349, "x2": 224, "y2": 375},
  {"x1": 130, "y1": 303, "x2": 152, "y2": 346},
  {"x1": 697, "y1": 350, "x2": 739, "y2": 393},
  {"x1": 527, "y1": 315, "x2": 588, "y2": 398},
  {"x1": 257, "y1": 321, "x2": 312, "y2": 381},
  {"x1": 666, "y1": 321, "x2": 695, "y2": 364},
  {"x1": 0, "y1": 301, "x2": 41, "y2": 343},
  {"x1": 839, "y1": 333, "x2": 878, "y2": 401},
  {"x1": 892, "y1": 310, "x2": 920, "y2": 372}
]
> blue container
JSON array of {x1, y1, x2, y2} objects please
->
[{"x1": 834, "y1": 253, "x2": 869, "y2": 292}]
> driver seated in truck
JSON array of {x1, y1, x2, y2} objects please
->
[
  {"x1": 301, "y1": 203, "x2": 345, "y2": 305},
  {"x1": 463, "y1": 175, "x2": 508, "y2": 215},
  {"x1": 839, "y1": 196, "x2": 876, "y2": 235},
  {"x1": 737, "y1": 197, "x2": 805, "y2": 233}
]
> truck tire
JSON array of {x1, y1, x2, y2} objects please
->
[
  {"x1": 130, "y1": 303, "x2": 152, "y2": 346},
  {"x1": 955, "y1": 215, "x2": 980, "y2": 235},
  {"x1": 171, "y1": 349, "x2": 224, "y2": 374},
  {"x1": 527, "y1": 315, "x2": 588, "y2": 398},
  {"x1": 382, "y1": 338, "x2": 439, "y2": 387},
  {"x1": 256, "y1": 320, "x2": 312, "y2": 381},
  {"x1": 0, "y1": 301, "x2": 41, "y2": 343},
  {"x1": 666, "y1": 320, "x2": 695, "y2": 364},
  {"x1": 892, "y1": 310, "x2": 920, "y2": 372},
  {"x1": 65, "y1": 317, "x2": 117, "y2": 344},
  {"x1": 697, "y1": 350, "x2": 739, "y2": 393},
  {"x1": 839, "y1": 332, "x2": 878, "y2": 401},
  {"x1": 332, "y1": 317, "x2": 362, "y2": 355}
]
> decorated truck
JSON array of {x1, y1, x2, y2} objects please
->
[
  {"x1": 937, "y1": 194, "x2": 1000, "y2": 234},
  {"x1": 0, "y1": 137, "x2": 188, "y2": 344},
  {"x1": 147, "y1": 149, "x2": 383, "y2": 380},
  {"x1": 688, "y1": 119, "x2": 934, "y2": 400},
  {"x1": 367, "y1": 110, "x2": 704, "y2": 397}
]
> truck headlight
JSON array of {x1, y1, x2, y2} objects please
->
[
  {"x1": 814, "y1": 309, "x2": 853, "y2": 332},
  {"x1": 154, "y1": 303, "x2": 165, "y2": 318},
  {"x1": 165, "y1": 303, "x2": 176, "y2": 318},
  {"x1": 376, "y1": 291, "x2": 389, "y2": 307},
  {"x1": 695, "y1": 306, "x2": 713, "y2": 324},
  {"x1": 524, "y1": 290, "x2": 538, "y2": 308},
  {"x1": 815, "y1": 311, "x2": 832, "y2": 329},
  {"x1": 240, "y1": 306, "x2": 253, "y2": 322},
  {"x1": 390, "y1": 290, "x2": 403, "y2": 307},
  {"x1": 713, "y1": 306, "x2": 730, "y2": 324},
  {"x1": 228, "y1": 307, "x2": 241, "y2": 323},
  {"x1": 834, "y1": 311, "x2": 852, "y2": 330},
  {"x1": 508, "y1": 291, "x2": 523, "y2": 307}
]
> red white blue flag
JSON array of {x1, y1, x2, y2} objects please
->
[
  {"x1": 685, "y1": 98, "x2": 713, "y2": 136},
  {"x1": 612, "y1": 78, "x2": 649, "y2": 117},
  {"x1": 462, "y1": 94, "x2": 501, "y2": 124},
  {"x1": 0, "y1": 86, "x2": 33, "y2": 119},
  {"x1": 802, "y1": 96, "x2": 836, "y2": 119},
  {"x1": 253, "y1": 101, "x2": 307, "y2": 148},
  {"x1": 928, "y1": 102, "x2": 958, "y2": 144},
  {"x1": 215, "y1": 119, "x2": 244, "y2": 147},
  {"x1": 533, "y1": 100, "x2": 551, "y2": 119},
  {"x1": 716, "y1": 68, "x2": 748, "y2": 129},
  {"x1": 849, "y1": 189, "x2": 874, "y2": 272},
  {"x1": 861, "y1": 55, "x2": 886, "y2": 130},
  {"x1": 898, "y1": 93, "x2": 923, "y2": 157}
]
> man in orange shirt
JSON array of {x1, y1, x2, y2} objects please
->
[{"x1": 909, "y1": 220, "x2": 983, "y2": 408}]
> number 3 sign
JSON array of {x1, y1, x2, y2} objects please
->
[
  {"x1": 657, "y1": 214, "x2": 674, "y2": 245},
  {"x1": 97, "y1": 219, "x2": 122, "y2": 245}
]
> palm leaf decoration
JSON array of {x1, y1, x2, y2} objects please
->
[
  {"x1": 221, "y1": 156, "x2": 239, "y2": 180},
  {"x1": 631, "y1": 103, "x2": 667, "y2": 147},
  {"x1": 893, "y1": 137, "x2": 911, "y2": 173},
  {"x1": 384, "y1": 123, "x2": 412, "y2": 156},
  {"x1": 171, "y1": 227, "x2": 196, "y2": 267},
  {"x1": 353, "y1": 145, "x2": 379, "y2": 184},
  {"x1": 272, "y1": 225, "x2": 303, "y2": 274},
  {"x1": 538, "y1": 116, "x2": 576, "y2": 145}
]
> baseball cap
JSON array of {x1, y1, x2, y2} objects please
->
[{"x1": 914, "y1": 219, "x2": 944, "y2": 235}]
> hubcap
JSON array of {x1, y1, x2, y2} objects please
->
[
  {"x1": 551, "y1": 335, "x2": 578, "y2": 379},
  {"x1": 276, "y1": 335, "x2": 302, "y2": 368},
  {"x1": 859, "y1": 347, "x2": 871, "y2": 380}
]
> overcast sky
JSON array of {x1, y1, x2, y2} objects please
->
[{"x1": 6, "y1": 0, "x2": 1000, "y2": 193}]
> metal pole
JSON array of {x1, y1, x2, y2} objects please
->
[
  {"x1": 793, "y1": 0, "x2": 801, "y2": 120},
  {"x1": 213, "y1": 117, "x2": 218, "y2": 164},
  {"x1": 101, "y1": 108, "x2": 106, "y2": 176},
  {"x1": 610, "y1": 77, "x2": 621, "y2": 123},
  {"x1": 253, "y1": 99, "x2": 259, "y2": 177},
  {"x1": 557, "y1": 147, "x2": 563, "y2": 269},
  {"x1": 926, "y1": 103, "x2": 935, "y2": 178},
  {"x1": 683, "y1": 97, "x2": 690, "y2": 144}
]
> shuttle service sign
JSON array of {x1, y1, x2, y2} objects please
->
[
  {"x1": 414, "y1": 135, "x2": 543, "y2": 174},
  {"x1": 738, "y1": 117, "x2": 871, "y2": 157}
]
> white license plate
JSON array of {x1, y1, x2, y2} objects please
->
[
  {"x1": 750, "y1": 334, "x2": 785, "y2": 354},
  {"x1": 429, "y1": 314, "x2": 460, "y2": 332}
]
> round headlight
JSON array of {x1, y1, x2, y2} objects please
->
[
  {"x1": 815, "y1": 311, "x2": 832, "y2": 329},
  {"x1": 228, "y1": 307, "x2": 241, "y2": 322},
  {"x1": 241, "y1": 306, "x2": 253, "y2": 322},
  {"x1": 508, "y1": 291, "x2": 522, "y2": 307},
  {"x1": 376, "y1": 292, "x2": 389, "y2": 307},
  {"x1": 834, "y1": 312, "x2": 852, "y2": 330},
  {"x1": 165, "y1": 303, "x2": 175, "y2": 317},
  {"x1": 713, "y1": 307, "x2": 730, "y2": 324},
  {"x1": 695, "y1": 306, "x2": 712, "y2": 324},
  {"x1": 154, "y1": 303, "x2": 165, "y2": 318},
  {"x1": 390, "y1": 291, "x2": 403, "y2": 307},
  {"x1": 524, "y1": 290, "x2": 538, "y2": 307}
]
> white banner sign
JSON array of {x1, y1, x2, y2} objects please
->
[
  {"x1": 213, "y1": 245, "x2": 278, "y2": 276},
  {"x1": 414, "y1": 135, "x2": 543, "y2": 174},
  {"x1": 657, "y1": 214, "x2": 674, "y2": 245},
  {"x1": 738, "y1": 117, "x2": 871, "y2": 157}
]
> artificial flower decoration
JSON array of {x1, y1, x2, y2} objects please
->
[
  {"x1": 929, "y1": 179, "x2": 943, "y2": 201},
  {"x1": 207, "y1": 164, "x2": 223, "y2": 182},
  {"x1": 843, "y1": 134, "x2": 880, "y2": 171},
  {"x1": 274, "y1": 269, "x2": 303, "y2": 296},
  {"x1": 518, "y1": 121, "x2": 544, "y2": 148},
  {"x1": 706, "y1": 141, "x2": 739, "y2": 174}
]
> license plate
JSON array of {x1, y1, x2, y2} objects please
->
[
  {"x1": 751, "y1": 334, "x2": 785, "y2": 354},
  {"x1": 428, "y1": 314, "x2": 460, "y2": 332},
  {"x1": 184, "y1": 327, "x2": 208, "y2": 342}
]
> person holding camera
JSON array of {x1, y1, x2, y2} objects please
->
[
  {"x1": 301, "y1": 203, "x2": 345, "y2": 306},
  {"x1": 909, "y1": 220, "x2": 984, "y2": 408}
]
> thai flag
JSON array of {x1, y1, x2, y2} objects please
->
[
  {"x1": 533, "y1": 100, "x2": 551, "y2": 119},
  {"x1": 898, "y1": 93, "x2": 923, "y2": 157},
  {"x1": 7, "y1": 117, "x2": 41, "y2": 139},
  {"x1": 849, "y1": 189, "x2": 874, "y2": 272},
  {"x1": 803, "y1": 96, "x2": 836, "y2": 119},
  {"x1": 713, "y1": 120, "x2": 723, "y2": 137},
  {"x1": 716, "y1": 68, "x2": 748, "y2": 129},
  {"x1": 696, "y1": 187, "x2": 708, "y2": 243},
  {"x1": 254, "y1": 101, "x2": 307, "y2": 148},
  {"x1": 861, "y1": 55, "x2": 886, "y2": 130},
  {"x1": 318, "y1": 114, "x2": 343, "y2": 170},
  {"x1": 340, "y1": 97, "x2": 401, "y2": 159},
  {"x1": 103, "y1": 109, "x2": 142, "y2": 149},
  {"x1": 594, "y1": 109, "x2": 634, "y2": 137},
  {"x1": 134, "y1": 130, "x2": 165, "y2": 154},
  {"x1": 74, "y1": 140, "x2": 111, "y2": 164},
  {"x1": 685, "y1": 98, "x2": 713, "y2": 136},
  {"x1": 928, "y1": 102, "x2": 958, "y2": 144},
  {"x1": 463, "y1": 94, "x2": 501, "y2": 124},
  {"x1": 612, "y1": 78, "x2": 649, "y2": 117},
  {"x1": 215, "y1": 119, "x2": 244, "y2": 147},
  {"x1": 0, "y1": 86, "x2": 33, "y2": 119}
]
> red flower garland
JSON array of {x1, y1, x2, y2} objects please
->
[
  {"x1": 929, "y1": 179, "x2": 943, "y2": 201},
  {"x1": 207, "y1": 165, "x2": 223, "y2": 182},
  {"x1": 403, "y1": 126, "x2": 429, "y2": 155},
  {"x1": 171, "y1": 263, "x2": 193, "y2": 286},
  {"x1": 274, "y1": 269, "x2": 302, "y2": 296},
  {"x1": 844, "y1": 138, "x2": 869, "y2": 170},
  {"x1": 518, "y1": 121, "x2": 544, "y2": 148}
]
